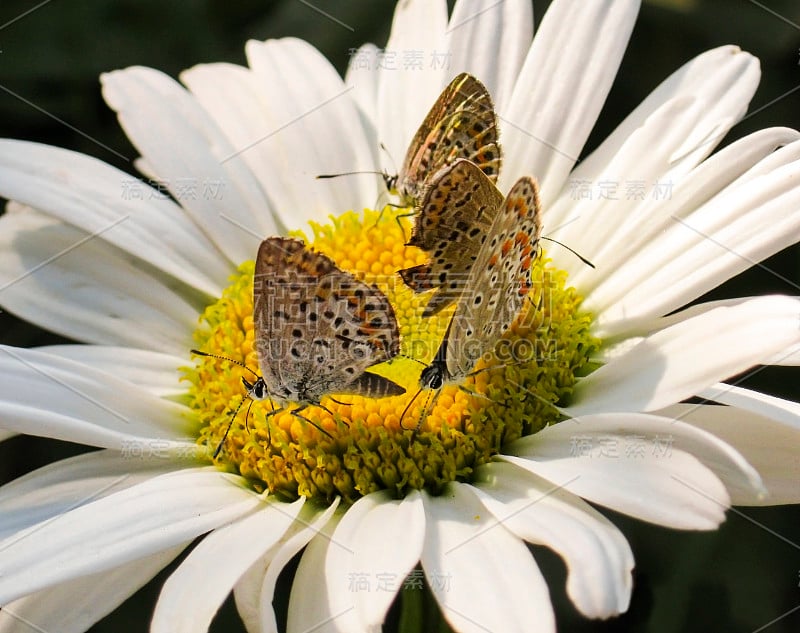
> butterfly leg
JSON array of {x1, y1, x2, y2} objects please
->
[
  {"x1": 463, "y1": 362, "x2": 556, "y2": 409},
  {"x1": 456, "y1": 383, "x2": 497, "y2": 403},
  {"x1": 371, "y1": 202, "x2": 412, "y2": 238},
  {"x1": 394, "y1": 208, "x2": 416, "y2": 242},
  {"x1": 317, "y1": 400, "x2": 351, "y2": 431},
  {"x1": 399, "y1": 387, "x2": 424, "y2": 432},
  {"x1": 288, "y1": 404, "x2": 335, "y2": 440}
]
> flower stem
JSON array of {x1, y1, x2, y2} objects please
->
[{"x1": 397, "y1": 572, "x2": 454, "y2": 633}]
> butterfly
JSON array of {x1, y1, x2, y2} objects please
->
[
  {"x1": 318, "y1": 72, "x2": 501, "y2": 211},
  {"x1": 197, "y1": 237, "x2": 405, "y2": 455},
  {"x1": 389, "y1": 72, "x2": 502, "y2": 206},
  {"x1": 398, "y1": 159, "x2": 542, "y2": 426}
]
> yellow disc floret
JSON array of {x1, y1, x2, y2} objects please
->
[{"x1": 184, "y1": 208, "x2": 598, "y2": 503}]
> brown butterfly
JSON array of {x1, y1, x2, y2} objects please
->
[
  {"x1": 252, "y1": 237, "x2": 404, "y2": 406},
  {"x1": 318, "y1": 72, "x2": 500, "y2": 209},
  {"x1": 388, "y1": 72, "x2": 502, "y2": 206},
  {"x1": 196, "y1": 237, "x2": 405, "y2": 455},
  {"x1": 398, "y1": 159, "x2": 542, "y2": 426}
]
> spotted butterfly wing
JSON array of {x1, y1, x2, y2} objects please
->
[
  {"x1": 394, "y1": 72, "x2": 501, "y2": 206},
  {"x1": 442, "y1": 176, "x2": 542, "y2": 380},
  {"x1": 400, "y1": 159, "x2": 503, "y2": 317},
  {"x1": 254, "y1": 237, "x2": 405, "y2": 405}
]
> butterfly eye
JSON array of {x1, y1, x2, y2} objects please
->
[{"x1": 244, "y1": 377, "x2": 267, "y2": 401}]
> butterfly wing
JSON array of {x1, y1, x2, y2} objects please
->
[
  {"x1": 399, "y1": 159, "x2": 504, "y2": 317},
  {"x1": 254, "y1": 238, "x2": 404, "y2": 404},
  {"x1": 442, "y1": 176, "x2": 543, "y2": 380},
  {"x1": 396, "y1": 73, "x2": 501, "y2": 205}
]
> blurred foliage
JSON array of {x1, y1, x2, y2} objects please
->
[{"x1": 0, "y1": 1, "x2": 798, "y2": 632}]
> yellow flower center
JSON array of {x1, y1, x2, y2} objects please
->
[{"x1": 183, "y1": 208, "x2": 598, "y2": 503}]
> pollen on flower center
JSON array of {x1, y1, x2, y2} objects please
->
[{"x1": 183, "y1": 208, "x2": 598, "y2": 503}]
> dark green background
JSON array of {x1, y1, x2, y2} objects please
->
[{"x1": 0, "y1": 1, "x2": 799, "y2": 632}]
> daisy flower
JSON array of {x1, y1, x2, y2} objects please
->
[{"x1": 1, "y1": 1, "x2": 799, "y2": 632}]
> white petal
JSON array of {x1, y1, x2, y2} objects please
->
[
  {"x1": 183, "y1": 42, "x2": 378, "y2": 237},
  {"x1": 0, "y1": 345, "x2": 196, "y2": 449},
  {"x1": 571, "y1": 45, "x2": 760, "y2": 193},
  {"x1": 549, "y1": 96, "x2": 704, "y2": 275},
  {"x1": 287, "y1": 508, "x2": 364, "y2": 633},
  {"x1": 245, "y1": 39, "x2": 380, "y2": 220},
  {"x1": 35, "y1": 344, "x2": 185, "y2": 397},
  {"x1": 240, "y1": 498, "x2": 339, "y2": 633},
  {"x1": 658, "y1": 402, "x2": 800, "y2": 505},
  {"x1": 595, "y1": 298, "x2": 800, "y2": 368},
  {"x1": 180, "y1": 62, "x2": 291, "y2": 237},
  {"x1": 568, "y1": 296, "x2": 800, "y2": 415},
  {"x1": 570, "y1": 127, "x2": 800, "y2": 296},
  {"x1": 101, "y1": 66, "x2": 277, "y2": 264},
  {"x1": 698, "y1": 383, "x2": 800, "y2": 432},
  {"x1": 324, "y1": 490, "x2": 425, "y2": 630},
  {"x1": 597, "y1": 295, "x2": 779, "y2": 348},
  {"x1": 151, "y1": 497, "x2": 305, "y2": 633},
  {"x1": 588, "y1": 144, "x2": 800, "y2": 325},
  {"x1": 504, "y1": 413, "x2": 739, "y2": 529},
  {"x1": 501, "y1": 0, "x2": 639, "y2": 203},
  {"x1": 0, "y1": 206, "x2": 199, "y2": 351},
  {"x1": 0, "y1": 140, "x2": 229, "y2": 296},
  {"x1": 0, "y1": 430, "x2": 15, "y2": 443},
  {"x1": 377, "y1": 0, "x2": 448, "y2": 164},
  {"x1": 0, "y1": 544, "x2": 186, "y2": 633},
  {"x1": 767, "y1": 342, "x2": 800, "y2": 365},
  {"x1": 0, "y1": 449, "x2": 189, "y2": 540},
  {"x1": 472, "y1": 461, "x2": 633, "y2": 618},
  {"x1": 421, "y1": 484, "x2": 555, "y2": 633},
  {"x1": 446, "y1": 0, "x2": 533, "y2": 108},
  {"x1": 344, "y1": 43, "x2": 381, "y2": 142},
  {"x1": 0, "y1": 468, "x2": 259, "y2": 604},
  {"x1": 603, "y1": 293, "x2": 800, "y2": 363}
]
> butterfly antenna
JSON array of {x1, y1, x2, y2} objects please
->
[
  {"x1": 379, "y1": 142, "x2": 399, "y2": 176},
  {"x1": 415, "y1": 389, "x2": 440, "y2": 433},
  {"x1": 190, "y1": 349, "x2": 261, "y2": 380},
  {"x1": 213, "y1": 395, "x2": 250, "y2": 459},
  {"x1": 397, "y1": 353, "x2": 429, "y2": 368},
  {"x1": 541, "y1": 237, "x2": 595, "y2": 268},
  {"x1": 316, "y1": 170, "x2": 389, "y2": 180}
]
